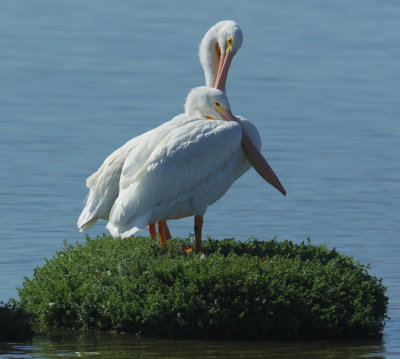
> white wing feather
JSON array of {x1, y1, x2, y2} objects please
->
[
  {"x1": 107, "y1": 119, "x2": 246, "y2": 237},
  {"x1": 77, "y1": 114, "x2": 188, "y2": 231}
]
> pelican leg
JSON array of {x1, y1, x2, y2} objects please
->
[
  {"x1": 148, "y1": 223, "x2": 157, "y2": 239},
  {"x1": 194, "y1": 215, "x2": 203, "y2": 252},
  {"x1": 165, "y1": 222, "x2": 172, "y2": 240},
  {"x1": 157, "y1": 220, "x2": 167, "y2": 248}
]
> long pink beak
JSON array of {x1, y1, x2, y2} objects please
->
[
  {"x1": 223, "y1": 110, "x2": 286, "y2": 196},
  {"x1": 214, "y1": 51, "x2": 234, "y2": 91}
]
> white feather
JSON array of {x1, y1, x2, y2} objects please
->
[{"x1": 107, "y1": 119, "x2": 249, "y2": 237}]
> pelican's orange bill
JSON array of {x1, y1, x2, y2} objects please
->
[
  {"x1": 241, "y1": 130, "x2": 286, "y2": 196},
  {"x1": 214, "y1": 51, "x2": 234, "y2": 91},
  {"x1": 222, "y1": 110, "x2": 286, "y2": 196}
]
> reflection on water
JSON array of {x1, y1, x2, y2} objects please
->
[{"x1": 0, "y1": 332, "x2": 388, "y2": 359}]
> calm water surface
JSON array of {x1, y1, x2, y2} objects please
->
[
  {"x1": 0, "y1": 332, "x2": 389, "y2": 358},
  {"x1": 1, "y1": 0, "x2": 399, "y2": 357}
]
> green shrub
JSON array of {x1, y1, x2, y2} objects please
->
[{"x1": 17, "y1": 235, "x2": 388, "y2": 340}]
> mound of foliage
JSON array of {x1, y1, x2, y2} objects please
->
[{"x1": 17, "y1": 235, "x2": 388, "y2": 340}]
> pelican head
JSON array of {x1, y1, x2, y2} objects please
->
[
  {"x1": 184, "y1": 86, "x2": 234, "y2": 121},
  {"x1": 184, "y1": 86, "x2": 286, "y2": 196},
  {"x1": 199, "y1": 21, "x2": 243, "y2": 92}
]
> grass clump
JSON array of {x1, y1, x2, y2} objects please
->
[{"x1": 17, "y1": 235, "x2": 388, "y2": 340}]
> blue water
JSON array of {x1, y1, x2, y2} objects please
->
[{"x1": 1, "y1": 0, "x2": 399, "y2": 357}]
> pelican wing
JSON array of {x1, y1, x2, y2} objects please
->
[
  {"x1": 77, "y1": 114, "x2": 187, "y2": 231},
  {"x1": 107, "y1": 119, "x2": 243, "y2": 237},
  {"x1": 77, "y1": 138, "x2": 139, "y2": 231}
]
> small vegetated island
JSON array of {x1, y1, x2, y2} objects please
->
[{"x1": 7, "y1": 235, "x2": 388, "y2": 340}]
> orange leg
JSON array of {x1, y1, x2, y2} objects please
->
[
  {"x1": 194, "y1": 215, "x2": 203, "y2": 252},
  {"x1": 148, "y1": 223, "x2": 157, "y2": 239},
  {"x1": 157, "y1": 220, "x2": 167, "y2": 248},
  {"x1": 165, "y1": 223, "x2": 172, "y2": 240}
]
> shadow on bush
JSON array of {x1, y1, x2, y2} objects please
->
[
  {"x1": 0, "y1": 301, "x2": 32, "y2": 340},
  {"x1": 17, "y1": 235, "x2": 388, "y2": 340}
]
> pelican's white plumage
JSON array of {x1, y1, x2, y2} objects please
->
[
  {"x1": 107, "y1": 117, "x2": 260, "y2": 238},
  {"x1": 199, "y1": 20, "x2": 243, "y2": 91},
  {"x1": 78, "y1": 87, "x2": 260, "y2": 238},
  {"x1": 77, "y1": 117, "x2": 185, "y2": 232},
  {"x1": 78, "y1": 21, "x2": 244, "y2": 234}
]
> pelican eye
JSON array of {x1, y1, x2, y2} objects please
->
[
  {"x1": 214, "y1": 101, "x2": 223, "y2": 113},
  {"x1": 226, "y1": 36, "x2": 233, "y2": 53}
]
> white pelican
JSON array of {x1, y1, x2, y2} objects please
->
[
  {"x1": 78, "y1": 21, "x2": 245, "y2": 241},
  {"x1": 146, "y1": 20, "x2": 244, "y2": 238},
  {"x1": 102, "y1": 87, "x2": 284, "y2": 249}
]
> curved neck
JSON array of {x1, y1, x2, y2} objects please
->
[{"x1": 199, "y1": 27, "x2": 225, "y2": 92}]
